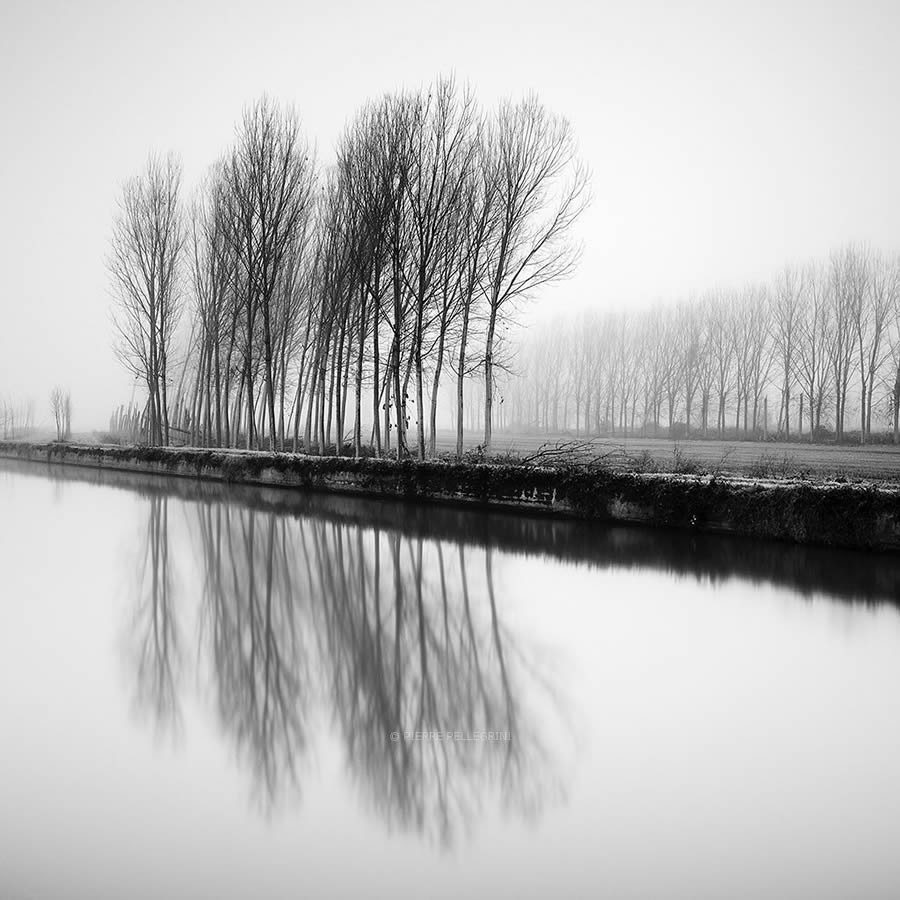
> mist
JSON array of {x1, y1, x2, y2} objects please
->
[{"x1": 2, "y1": 0, "x2": 900, "y2": 430}]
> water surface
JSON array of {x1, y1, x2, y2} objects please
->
[{"x1": 2, "y1": 458, "x2": 900, "y2": 899}]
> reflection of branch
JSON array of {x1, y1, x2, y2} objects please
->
[
  {"x1": 129, "y1": 495, "x2": 182, "y2": 739},
  {"x1": 196, "y1": 504, "x2": 309, "y2": 815},
  {"x1": 124, "y1": 485, "x2": 565, "y2": 842},
  {"x1": 312, "y1": 521, "x2": 562, "y2": 847}
]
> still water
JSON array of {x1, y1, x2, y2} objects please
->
[{"x1": 2, "y1": 458, "x2": 900, "y2": 899}]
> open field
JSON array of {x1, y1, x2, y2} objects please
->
[
  {"x1": 433, "y1": 430, "x2": 900, "y2": 481},
  {"x1": 13, "y1": 427, "x2": 900, "y2": 482}
]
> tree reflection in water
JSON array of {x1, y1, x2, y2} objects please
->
[
  {"x1": 311, "y1": 526, "x2": 558, "y2": 845},
  {"x1": 194, "y1": 503, "x2": 311, "y2": 815},
  {"x1": 126, "y1": 494, "x2": 183, "y2": 741},
  {"x1": 127, "y1": 492, "x2": 563, "y2": 845}
]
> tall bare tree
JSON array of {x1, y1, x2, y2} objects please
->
[
  {"x1": 772, "y1": 265, "x2": 804, "y2": 437},
  {"x1": 480, "y1": 96, "x2": 589, "y2": 449},
  {"x1": 49, "y1": 387, "x2": 71, "y2": 441},
  {"x1": 109, "y1": 154, "x2": 184, "y2": 446},
  {"x1": 224, "y1": 99, "x2": 317, "y2": 450}
]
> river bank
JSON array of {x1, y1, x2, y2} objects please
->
[{"x1": 2, "y1": 440, "x2": 899, "y2": 551}]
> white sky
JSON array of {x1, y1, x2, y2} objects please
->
[{"x1": 2, "y1": 0, "x2": 899, "y2": 429}]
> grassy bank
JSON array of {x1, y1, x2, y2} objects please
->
[{"x1": 2, "y1": 440, "x2": 900, "y2": 551}]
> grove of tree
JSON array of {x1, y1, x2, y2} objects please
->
[
  {"x1": 107, "y1": 77, "x2": 589, "y2": 456},
  {"x1": 509, "y1": 246, "x2": 900, "y2": 444}
]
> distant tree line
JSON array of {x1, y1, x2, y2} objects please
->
[
  {"x1": 107, "y1": 402, "x2": 146, "y2": 444},
  {"x1": 107, "y1": 76, "x2": 588, "y2": 454},
  {"x1": 509, "y1": 246, "x2": 900, "y2": 443},
  {"x1": 0, "y1": 398, "x2": 35, "y2": 440}
]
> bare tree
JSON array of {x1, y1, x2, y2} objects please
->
[
  {"x1": 508, "y1": 245, "x2": 900, "y2": 445},
  {"x1": 772, "y1": 265, "x2": 804, "y2": 437},
  {"x1": 795, "y1": 263, "x2": 831, "y2": 438},
  {"x1": 886, "y1": 255, "x2": 900, "y2": 443},
  {"x1": 0, "y1": 398, "x2": 34, "y2": 440},
  {"x1": 223, "y1": 99, "x2": 317, "y2": 450},
  {"x1": 108, "y1": 154, "x2": 184, "y2": 446},
  {"x1": 826, "y1": 247, "x2": 859, "y2": 441},
  {"x1": 452, "y1": 130, "x2": 495, "y2": 456},
  {"x1": 480, "y1": 96, "x2": 589, "y2": 449},
  {"x1": 855, "y1": 249, "x2": 895, "y2": 441},
  {"x1": 50, "y1": 387, "x2": 66, "y2": 441},
  {"x1": 104, "y1": 87, "x2": 597, "y2": 457},
  {"x1": 186, "y1": 164, "x2": 238, "y2": 448}
]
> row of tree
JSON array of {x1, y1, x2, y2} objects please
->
[
  {"x1": 509, "y1": 246, "x2": 900, "y2": 442},
  {"x1": 109, "y1": 77, "x2": 588, "y2": 455},
  {"x1": 0, "y1": 398, "x2": 35, "y2": 440},
  {"x1": 0, "y1": 394, "x2": 71, "y2": 442}
]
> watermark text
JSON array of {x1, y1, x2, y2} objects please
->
[{"x1": 389, "y1": 730, "x2": 512, "y2": 742}]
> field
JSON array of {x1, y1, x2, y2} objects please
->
[
  {"x1": 432, "y1": 430, "x2": 900, "y2": 482},
  {"x1": 29, "y1": 427, "x2": 900, "y2": 483}
]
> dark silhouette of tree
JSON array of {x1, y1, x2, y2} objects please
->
[{"x1": 108, "y1": 154, "x2": 184, "y2": 446}]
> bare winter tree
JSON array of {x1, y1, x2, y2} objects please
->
[
  {"x1": 0, "y1": 398, "x2": 34, "y2": 440},
  {"x1": 108, "y1": 154, "x2": 184, "y2": 446},
  {"x1": 511, "y1": 245, "x2": 900, "y2": 445},
  {"x1": 854, "y1": 249, "x2": 895, "y2": 441},
  {"x1": 795, "y1": 263, "x2": 831, "y2": 439},
  {"x1": 223, "y1": 99, "x2": 317, "y2": 450},
  {"x1": 479, "y1": 96, "x2": 589, "y2": 450},
  {"x1": 772, "y1": 265, "x2": 804, "y2": 438},
  {"x1": 52, "y1": 390, "x2": 71, "y2": 441},
  {"x1": 401, "y1": 77, "x2": 477, "y2": 459},
  {"x1": 887, "y1": 256, "x2": 900, "y2": 443},
  {"x1": 452, "y1": 128, "x2": 496, "y2": 457},
  {"x1": 826, "y1": 247, "x2": 859, "y2": 441},
  {"x1": 186, "y1": 165, "x2": 237, "y2": 448}
]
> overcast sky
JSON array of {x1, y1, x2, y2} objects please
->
[{"x1": 2, "y1": 0, "x2": 899, "y2": 429}]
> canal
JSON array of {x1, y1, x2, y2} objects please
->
[{"x1": 2, "y1": 458, "x2": 900, "y2": 899}]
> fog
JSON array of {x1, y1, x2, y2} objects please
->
[{"x1": 2, "y1": 0, "x2": 900, "y2": 430}]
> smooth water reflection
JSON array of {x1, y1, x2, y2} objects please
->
[
  {"x1": 3, "y1": 459, "x2": 900, "y2": 899},
  {"x1": 123, "y1": 486, "x2": 562, "y2": 843}
]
